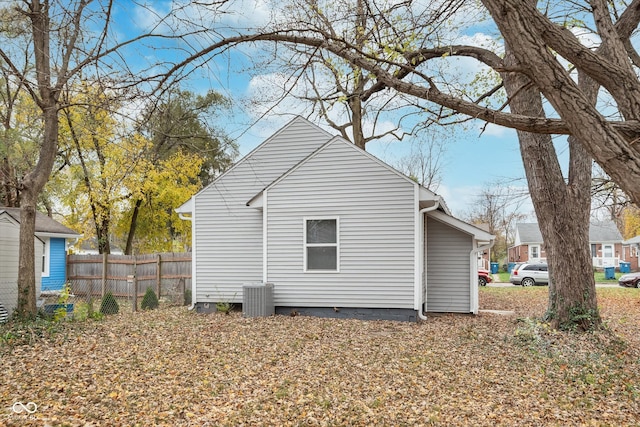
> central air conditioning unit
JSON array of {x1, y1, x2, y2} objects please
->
[{"x1": 242, "y1": 282, "x2": 274, "y2": 317}]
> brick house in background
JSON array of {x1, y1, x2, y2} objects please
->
[
  {"x1": 508, "y1": 221, "x2": 623, "y2": 269},
  {"x1": 622, "y1": 235, "x2": 640, "y2": 271}
]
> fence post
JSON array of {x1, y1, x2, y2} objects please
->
[
  {"x1": 101, "y1": 253, "x2": 108, "y2": 297},
  {"x1": 156, "y1": 254, "x2": 162, "y2": 299},
  {"x1": 132, "y1": 257, "x2": 138, "y2": 312}
]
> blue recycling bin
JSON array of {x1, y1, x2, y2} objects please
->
[
  {"x1": 619, "y1": 262, "x2": 631, "y2": 273},
  {"x1": 490, "y1": 262, "x2": 499, "y2": 274},
  {"x1": 604, "y1": 266, "x2": 615, "y2": 280},
  {"x1": 508, "y1": 262, "x2": 516, "y2": 273}
]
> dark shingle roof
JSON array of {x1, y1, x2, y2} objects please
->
[
  {"x1": 589, "y1": 221, "x2": 623, "y2": 242},
  {"x1": 516, "y1": 223, "x2": 543, "y2": 243},
  {"x1": 516, "y1": 221, "x2": 622, "y2": 244},
  {"x1": 0, "y1": 207, "x2": 80, "y2": 237}
]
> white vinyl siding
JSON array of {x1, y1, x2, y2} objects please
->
[
  {"x1": 426, "y1": 215, "x2": 473, "y2": 313},
  {"x1": 266, "y1": 139, "x2": 416, "y2": 309},
  {"x1": 192, "y1": 117, "x2": 333, "y2": 303}
]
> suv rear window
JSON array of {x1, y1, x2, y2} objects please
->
[{"x1": 523, "y1": 264, "x2": 547, "y2": 271}]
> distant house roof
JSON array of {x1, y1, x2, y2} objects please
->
[
  {"x1": 0, "y1": 207, "x2": 80, "y2": 238},
  {"x1": 589, "y1": 221, "x2": 623, "y2": 242},
  {"x1": 515, "y1": 221, "x2": 622, "y2": 244},
  {"x1": 623, "y1": 235, "x2": 640, "y2": 245},
  {"x1": 516, "y1": 223, "x2": 544, "y2": 243}
]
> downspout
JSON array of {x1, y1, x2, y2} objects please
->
[
  {"x1": 418, "y1": 199, "x2": 441, "y2": 321},
  {"x1": 470, "y1": 241, "x2": 495, "y2": 314},
  {"x1": 177, "y1": 212, "x2": 196, "y2": 310}
]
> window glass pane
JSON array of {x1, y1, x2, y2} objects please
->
[
  {"x1": 307, "y1": 247, "x2": 337, "y2": 270},
  {"x1": 307, "y1": 220, "x2": 336, "y2": 244}
]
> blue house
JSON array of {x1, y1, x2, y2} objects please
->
[{"x1": 0, "y1": 207, "x2": 80, "y2": 292}]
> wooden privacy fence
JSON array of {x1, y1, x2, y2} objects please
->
[{"x1": 67, "y1": 253, "x2": 192, "y2": 301}]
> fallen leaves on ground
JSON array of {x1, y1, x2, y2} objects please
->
[{"x1": 1, "y1": 287, "x2": 639, "y2": 426}]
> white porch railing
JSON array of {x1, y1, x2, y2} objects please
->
[{"x1": 592, "y1": 257, "x2": 620, "y2": 267}]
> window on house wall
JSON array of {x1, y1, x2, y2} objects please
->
[
  {"x1": 603, "y1": 244, "x2": 614, "y2": 258},
  {"x1": 530, "y1": 245, "x2": 539, "y2": 259},
  {"x1": 591, "y1": 244, "x2": 597, "y2": 258},
  {"x1": 42, "y1": 237, "x2": 50, "y2": 277},
  {"x1": 304, "y1": 218, "x2": 339, "y2": 271}
]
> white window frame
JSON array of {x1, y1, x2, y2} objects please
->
[
  {"x1": 529, "y1": 244, "x2": 540, "y2": 260},
  {"x1": 303, "y1": 217, "x2": 340, "y2": 273},
  {"x1": 603, "y1": 244, "x2": 614, "y2": 259},
  {"x1": 42, "y1": 237, "x2": 50, "y2": 277}
]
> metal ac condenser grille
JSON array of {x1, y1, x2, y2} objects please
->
[{"x1": 242, "y1": 282, "x2": 274, "y2": 317}]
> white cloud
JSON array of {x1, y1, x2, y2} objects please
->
[{"x1": 437, "y1": 184, "x2": 482, "y2": 218}]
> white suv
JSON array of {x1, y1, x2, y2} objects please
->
[{"x1": 509, "y1": 263, "x2": 549, "y2": 286}]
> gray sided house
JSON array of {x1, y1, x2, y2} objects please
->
[{"x1": 177, "y1": 117, "x2": 494, "y2": 321}]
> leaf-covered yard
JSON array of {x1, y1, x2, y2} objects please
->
[{"x1": 1, "y1": 287, "x2": 639, "y2": 426}]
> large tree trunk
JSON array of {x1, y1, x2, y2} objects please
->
[
  {"x1": 16, "y1": 195, "x2": 37, "y2": 318},
  {"x1": 482, "y1": 0, "x2": 640, "y2": 208},
  {"x1": 16, "y1": 104, "x2": 60, "y2": 317},
  {"x1": 502, "y1": 40, "x2": 599, "y2": 330},
  {"x1": 124, "y1": 198, "x2": 143, "y2": 255},
  {"x1": 14, "y1": 1, "x2": 61, "y2": 318},
  {"x1": 96, "y1": 211, "x2": 111, "y2": 254}
]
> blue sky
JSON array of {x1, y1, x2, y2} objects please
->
[{"x1": 112, "y1": 1, "x2": 544, "y2": 219}]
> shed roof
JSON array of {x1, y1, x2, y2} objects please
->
[{"x1": 0, "y1": 207, "x2": 80, "y2": 238}]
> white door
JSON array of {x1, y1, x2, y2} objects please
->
[{"x1": 529, "y1": 245, "x2": 540, "y2": 261}]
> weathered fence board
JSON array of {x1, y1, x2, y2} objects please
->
[{"x1": 67, "y1": 253, "x2": 191, "y2": 301}]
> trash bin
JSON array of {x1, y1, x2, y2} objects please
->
[
  {"x1": 490, "y1": 262, "x2": 499, "y2": 274},
  {"x1": 619, "y1": 262, "x2": 631, "y2": 273},
  {"x1": 508, "y1": 262, "x2": 516, "y2": 273},
  {"x1": 604, "y1": 266, "x2": 615, "y2": 280}
]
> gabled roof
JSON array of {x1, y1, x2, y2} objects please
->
[
  {"x1": 0, "y1": 207, "x2": 81, "y2": 238},
  {"x1": 516, "y1": 223, "x2": 544, "y2": 243},
  {"x1": 176, "y1": 116, "x2": 333, "y2": 214},
  {"x1": 246, "y1": 135, "x2": 450, "y2": 214},
  {"x1": 515, "y1": 221, "x2": 622, "y2": 244}
]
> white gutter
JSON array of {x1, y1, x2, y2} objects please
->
[
  {"x1": 175, "y1": 207, "x2": 196, "y2": 310},
  {"x1": 262, "y1": 191, "x2": 268, "y2": 282},
  {"x1": 470, "y1": 241, "x2": 494, "y2": 314},
  {"x1": 417, "y1": 198, "x2": 441, "y2": 321}
]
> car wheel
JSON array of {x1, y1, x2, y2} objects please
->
[
  {"x1": 636, "y1": 280, "x2": 640, "y2": 289},
  {"x1": 479, "y1": 277, "x2": 487, "y2": 287},
  {"x1": 521, "y1": 278, "x2": 535, "y2": 287}
]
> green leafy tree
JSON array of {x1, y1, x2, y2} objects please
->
[
  {"x1": 0, "y1": 0, "x2": 198, "y2": 316},
  {"x1": 53, "y1": 82, "x2": 136, "y2": 254},
  {"x1": 119, "y1": 89, "x2": 237, "y2": 255}
]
